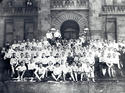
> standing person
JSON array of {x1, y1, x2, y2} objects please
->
[
  {"x1": 54, "y1": 30, "x2": 61, "y2": 41},
  {"x1": 46, "y1": 30, "x2": 53, "y2": 45},
  {"x1": 0, "y1": 55, "x2": 9, "y2": 93},
  {"x1": 118, "y1": 47, "x2": 124, "y2": 77},
  {"x1": 106, "y1": 53, "x2": 114, "y2": 77},
  {"x1": 120, "y1": 47, "x2": 125, "y2": 76}
]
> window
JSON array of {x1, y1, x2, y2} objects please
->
[{"x1": 105, "y1": 0, "x2": 125, "y2": 5}]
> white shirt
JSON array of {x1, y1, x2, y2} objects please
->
[
  {"x1": 46, "y1": 32, "x2": 53, "y2": 39},
  {"x1": 54, "y1": 31, "x2": 61, "y2": 38},
  {"x1": 16, "y1": 65, "x2": 26, "y2": 72},
  {"x1": 53, "y1": 66, "x2": 62, "y2": 75}
]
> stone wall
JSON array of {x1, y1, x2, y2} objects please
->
[
  {"x1": 89, "y1": 0, "x2": 104, "y2": 39},
  {"x1": 51, "y1": 10, "x2": 89, "y2": 33},
  {"x1": 0, "y1": 17, "x2": 5, "y2": 47},
  {"x1": 38, "y1": 0, "x2": 51, "y2": 39},
  {"x1": 0, "y1": 1, "x2": 5, "y2": 47},
  {"x1": 117, "y1": 16, "x2": 125, "y2": 40}
]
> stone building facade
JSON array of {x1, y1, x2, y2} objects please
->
[{"x1": 0, "y1": 0, "x2": 125, "y2": 46}]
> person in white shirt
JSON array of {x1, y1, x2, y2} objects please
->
[
  {"x1": 27, "y1": 59, "x2": 37, "y2": 81},
  {"x1": 106, "y1": 53, "x2": 114, "y2": 77},
  {"x1": 74, "y1": 62, "x2": 84, "y2": 81},
  {"x1": 46, "y1": 61, "x2": 54, "y2": 78},
  {"x1": 34, "y1": 63, "x2": 46, "y2": 81},
  {"x1": 40, "y1": 53, "x2": 48, "y2": 67},
  {"x1": 10, "y1": 53, "x2": 18, "y2": 77},
  {"x1": 54, "y1": 30, "x2": 61, "y2": 41},
  {"x1": 61, "y1": 61, "x2": 75, "y2": 81},
  {"x1": 16, "y1": 61, "x2": 26, "y2": 81},
  {"x1": 52, "y1": 63, "x2": 62, "y2": 81},
  {"x1": 46, "y1": 30, "x2": 53, "y2": 45}
]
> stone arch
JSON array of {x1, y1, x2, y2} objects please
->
[{"x1": 52, "y1": 12, "x2": 88, "y2": 33}]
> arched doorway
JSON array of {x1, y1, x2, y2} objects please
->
[{"x1": 60, "y1": 20, "x2": 80, "y2": 39}]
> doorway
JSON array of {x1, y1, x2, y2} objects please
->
[{"x1": 60, "y1": 20, "x2": 80, "y2": 39}]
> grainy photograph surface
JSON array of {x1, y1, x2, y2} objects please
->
[{"x1": 0, "y1": 0, "x2": 125, "y2": 93}]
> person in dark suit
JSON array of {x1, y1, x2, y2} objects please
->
[
  {"x1": 120, "y1": 47, "x2": 125, "y2": 76},
  {"x1": 66, "y1": 52, "x2": 74, "y2": 66},
  {"x1": 0, "y1": 54, "x2": 9, "y2": 93}
]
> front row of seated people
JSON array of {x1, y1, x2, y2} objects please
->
[{"x1": 9, "y1": 53, "x2": 95, "y2": 82}]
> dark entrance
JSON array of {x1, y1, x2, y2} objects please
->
[{"x1": 60, "y1": 20, "x2": 80, "y2": 39}]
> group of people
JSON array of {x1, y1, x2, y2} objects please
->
[{"x1": 1, "y1": 29, "x2": 125, "y2": 82}]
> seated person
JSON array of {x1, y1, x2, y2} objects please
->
[
  {"x1": 26, "y1": 59, "x2": 37, "y2": 81},
  {"x1": 34, "y1": 63, "x2": 46, "y2": 81},
  {"x1": 52, "y1": 63, "x2": 62, "y2": 81},
  {"x1": 46, "y1": 61, "x2": 54, "y2": 78},
  {"x1": 85, "y1": 62, "x2": 95, "y2": 82},
  {"x1": 62, "y1": 61, "x2": 75, "y2": 81},
  {"x1": 41, "y1": 53, "x2": 48, "y2": 67},
  {"x1": 10, "y1": 53, "x2": 18, "y2": 77},
  {"x1": 16, "y1": 61, "x2": 26, "y2": 81},
  {"x1": 74, "y1": 62, "x2": 84, "y2": 81}
]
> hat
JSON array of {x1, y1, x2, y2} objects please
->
[{"x1": 50, "y1": 28, "x2": 56, "y2": 31}]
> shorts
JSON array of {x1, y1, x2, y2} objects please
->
[
  {"x1": 24, "y1": 70, "x2": 35, "y2": 77},
  {"x1": 47, "y1": 71, "x2": 53, "y2": 76},
  {"x1": 43, "y1": 64, "x2": 48, "y2": 67}
]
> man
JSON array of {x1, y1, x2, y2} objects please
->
[
  {"x1": 54, "y1": 30, "x2": 61, "y2": 41},
  {"x1": 66, "y1": 52, "x2": 74, "y2": 66},
  {"x1": 0, "y1": 55, "x2": 9, "y2": 93},
  {"x1": 46, "y1": 30, "x2": 53, "y2": 45},
  {"x1": 120, "y1": 47, "x2": 125, "y2": 75}
]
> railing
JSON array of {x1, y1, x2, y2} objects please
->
[
  {"x1": 1, "y1": 6, "x2": 38, "y2": 16},
  {"x1": 102, "y1": 5, "x2": 125, "y2": 15},
  {"x1": 51, "y1": 0, "x2": 89, "y2": 10}
]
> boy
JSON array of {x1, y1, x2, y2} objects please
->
[
  {"x1": 52, "y1": 63, "x2": 62, "y2": 81},
  {"x1": 34, "y1": 63, "x2": 46, "y2": 81},
  {"x1": 16, "y1": 60, "x2": 26, "y2": 81},
  {"x1": 75, "y1": 62, "x2": 84, "y2": 81},
  {"x1": 62, "y1": 61, "x2": 75, "y2": 81}
]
